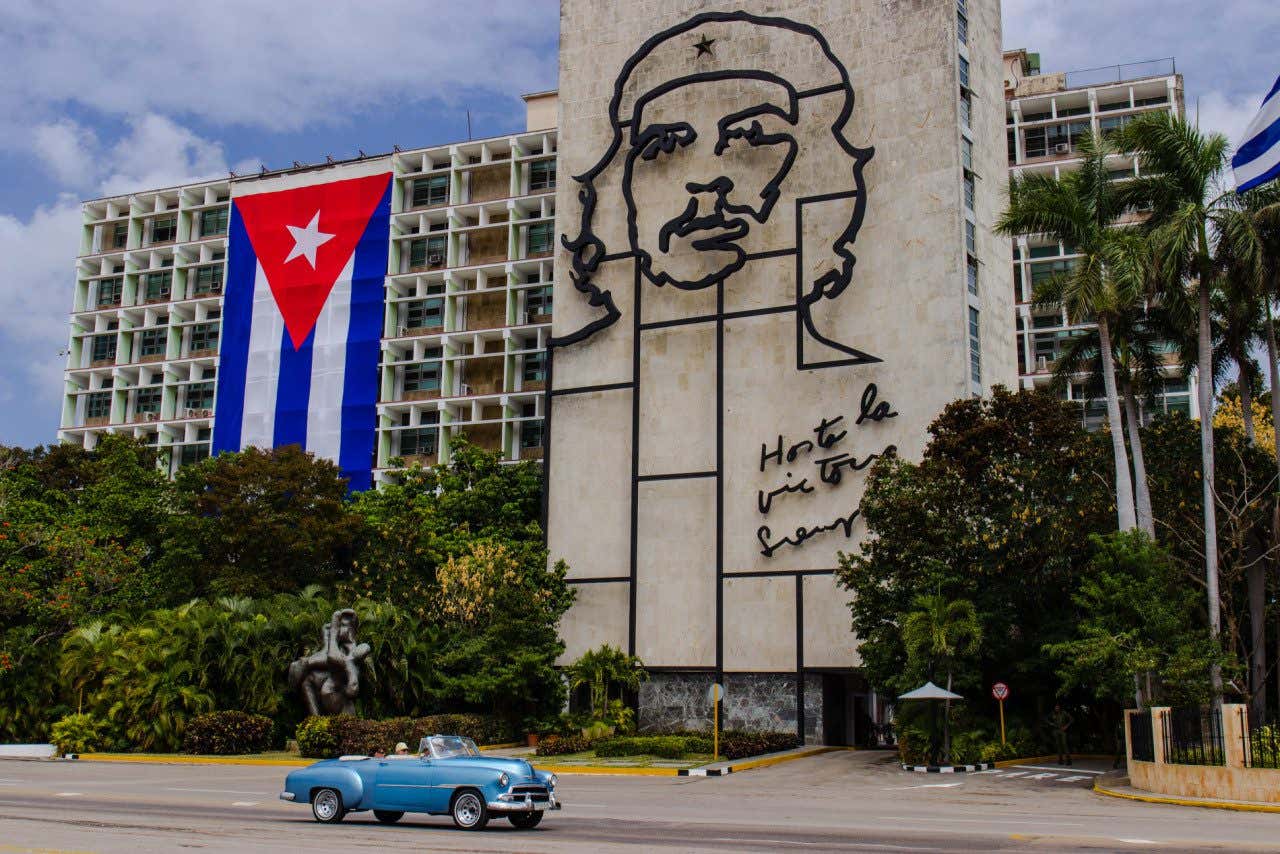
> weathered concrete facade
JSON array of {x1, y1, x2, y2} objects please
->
[{"x1": 548, "y1": 0, "x2": 1013, "y2": 741}]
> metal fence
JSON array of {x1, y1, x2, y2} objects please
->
[
  {"x1": 1063, "y1": 58, "x2": 1176, "y2": 89},
  {"x1": 1240, "y1": 707, "x2": 1280, "y2": 769},
  {"x1": 1162, "y1": 707, "x2": 1224, "y2": 766},
  {"x1": 1129, "y1": 711, "x2": 1155, "y2": 761}
]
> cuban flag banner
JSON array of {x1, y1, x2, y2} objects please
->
[
  {"x1": 213, "y1": 167, "x2": 392, "y2": 491},
  {"x1": 1234, "y1": 74, "x2": 1280, "y2": 193}
]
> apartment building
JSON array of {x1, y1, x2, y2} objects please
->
[
  {"x1": 1004, "y1": 51, "x2": 1198, "y2": 425},
  {"x1": 59, "y1": 94, "x2": 559, "y2": 481}
]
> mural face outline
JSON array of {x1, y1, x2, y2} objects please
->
[{"x1": 556, "y1": 9, "x2": 879, "y2": 367}]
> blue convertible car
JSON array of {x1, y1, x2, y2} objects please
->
[{"x1": 279, "y1": 735, "x2": 561, "y2": 830}]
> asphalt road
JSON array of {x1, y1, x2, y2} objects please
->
[{"x1": 0, "y1": 751, "x2": 1276, "y2": 852}]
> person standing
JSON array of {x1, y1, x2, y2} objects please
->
[{"x1": 1048, "y1": 704, "x2": 1074, "y2": 766}]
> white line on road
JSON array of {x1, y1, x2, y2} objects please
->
[
  {"x1": 999, "y1": 771, "x2": 1027, "y2": 778},
  {"x1": 1013, "y1": 765, "x2": 1102, "y2": 774},
  {"x1": 55, "y1": 792, "x2": 82, "y2": 797},
  {"x1": 1023, "y1": 773, "x2": 1058, "y2": 780},
  {"x1": 170, "y1": 787, "x2": 275, "y2": 796},
  {"x1": 1055, "y1": 775, "x2": 1092, "y2": 783},
  {"x1": 885, "y1": 783, "x2": 964, "y2": 790},
  {"x1": 232, "y1": 801, "x2": 259, "y2": 807},
  {"x1": 1117, "y1": 840, "x2": 1161, "y2": 845}
]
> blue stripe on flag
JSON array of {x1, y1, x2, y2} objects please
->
[
  {"x1": 1240, "y1": 159, "x2": 1280, "y2": 195},
  {"x1": 274, "y1": 325, "x2": 314, "y2": 448},
  {"x1": 1234, "y1": 113, "x2": 1280, "y2": 173},
  {"x1": 337, "y1": 180, "x2": 392, "y2": 491},
  {"x1": 212, "y1": 206, "x2": 256, "y2": 455}
]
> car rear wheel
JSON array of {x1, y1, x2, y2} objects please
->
[
  {"x1": 311, "y1": 788, "x2": 345, "y2": 823},
  {"x1": 373, "y1": 810, "x2": 404, "y2": 824},
  {"x1": 508, "y1": 811, "x2": 543, "y2": 829},
  {"x1": 451, "y1": 789, "x2": 488, "y2": 830}
]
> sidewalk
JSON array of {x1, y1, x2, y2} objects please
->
[{"x1": 1094, "y1": 772, "x2": 1280, "y2": 814}]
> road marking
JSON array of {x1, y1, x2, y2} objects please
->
[
  {"x1": 170, "y1": 787, "x2": 275, "y2": 796},
  {"x1": 232, "y1": 801, "x2": 259, "y2": 807},
  {"x1": 1055, "y1": 775, "x2": 1092, "y2": 783},
  {"x1": 1012, "y1": 764, "x2": 1102, "y2": 774},
  {"x1": 1117, "y1": 840, "x2": 1160, "y2": 845},
  {"x1": 886, "y1": 783, "x2": 964, "y2": 790},
  {"x1": 55, "y1": 792, "x2": 82, "y2": 797},
  {"x1": 1023, "y1": 773, "x2": 1057, "y2": 780},
  {"x1": 999, "y1": 771, "x2": 1027, "y2": 778}
]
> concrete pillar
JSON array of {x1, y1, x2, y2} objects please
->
[
  {"x1": 1150, "y1": 706, "x2": 1169, "y2": 764},
  {"x1": 1222, "y1": 702, "x2": 1247, "y2": 769},
  {"x1": 1123, "y1": 708, "x2": 1137, "y2": 762}
]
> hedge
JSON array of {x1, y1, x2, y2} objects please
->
[
  {"x1": 296, "y1": 714, "x2": 515, "y2": 758},
  {"x1": 535, "y1": 734, "x2": 594, "y2": 756},
  {"x1": 594, "y1": 735, "x2": 713, "y2": 758},
  {"x1": 182, "y1": 711, "x2": 274, "y2": 755}
]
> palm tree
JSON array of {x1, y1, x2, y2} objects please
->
[
  {"x1": 1117, "y1": 112, "x2": 1233, "y2": 698},
  {"x1": 566, "y1": 645, "x2": 647, "y2": 722},
  {"x1": 999, "y1": 131, "x2": 1148, "y2": 532},
  {"x1": 1048, "y1": 297, "x2": 1166, "y2": 538},
  {"x1": 902, "y1": 594, "x2": 982, "y2": 763}
]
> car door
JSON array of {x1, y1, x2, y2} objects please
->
[{"x1": 372, "y1": 758, "x2": 436, "y2": 811}]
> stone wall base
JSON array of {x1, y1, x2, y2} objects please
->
[{"x1": 637, "y1": 672, "x2": 829, "y2": 743}]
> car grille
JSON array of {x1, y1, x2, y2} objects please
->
[{"x1": 512, "y1": 785, "x2": 550, "y2": 802}]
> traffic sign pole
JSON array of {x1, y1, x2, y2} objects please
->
[
  {"x1": 999, "y1": 698, "x2": 1006, "y2": 745},
  {"x1": 991, "y1": 682, "x2": 1010, "y2": 745}
]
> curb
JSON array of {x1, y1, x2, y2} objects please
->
[
  {"x1": 902, "y1": 761, "x2": 994, "y2": 773},
  {"x1": 994, "y1": 753, "x2": 1113, "y2": 768},
  {"x1": 1093, "y1": 779, "x2": 1280, "y2": 814},
  {"x1": 680, "y1": 746, "x2": 848, "y2": 777}
]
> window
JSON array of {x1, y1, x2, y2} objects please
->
[
  {"x1": 529, "y1": 159, "x2": 556, "y2": 191},
  {"x1": 110, "y1": 221, "x2": 129, "y2": 249},
  {"x1": 963, "y1": 171, "x2": 975, "y2": 211},
  {"x1": 403, "y1": 357, "x2": 442, "y2": 393},
  {"x1": 959, "y1": 89, "x2": 972, "y2": 128},
  {"x1": 1006, "y1": 128, "x2": 1017, "y2": 163},
  {"x1": 961, "y1": 138, "x2": 973, "y2": 171},
  {"x1": 957, "y1": 6, "x2": 967, "y2": 44},
  {"x1": 150, "y1": 216, "x2": 177, "y2": 244},
  {"x1": 91, "y1": 333, "x2": 117, "y2": 363},
  {"x1": 1098, "y1": 98, "x2": 1131, "y2": 113},
  {"x1": 399, "y1": 426, "x2": 438, "y2": 457},
  {"x1": 97, "y1": 276, "x2": 123, "y2": 307},
  {"x1": 408, "y1": 235, "x2": 447, "y2": 269},
  {"x1": 190, "y1": 322, "x2": 219, "y2": 352},
  {"x1": 965, "y1": 221, "x2": 976, "y2": 254},
  {"x1": 967, "y1": 256, "x2": 979, "y2": 296},
  {"x1": 200, "y1": 206, "x2": 229, "y2": 237},
  {"x1": 523, "y1": 351, "x2": 546, "y2": 383},
  {"x1": 186, "y1": 381, "x2": 215, "y2": 410},
  {"x1": 1028, "y1": 244, "x2": 1060, "y2": 259},
  {"x1": 86, "y1": 391, "x2": 112, "y2": 420},
  {"x1": 959, "y1": 55, "x2": 970, "y2": 89},
  {"x1": 144, "y1": 271, "x2": 172, "y2": 302},
  {"x1": 1031, "y1": 313, "x2": 1061, "y2": 329},
  {"x1": 140, "y1": 327, "x2": 168, "y2": 357},
  {"x1": 528, "y1": 221, "x2": 554, "y2": 255},
  {"x1": 968, "y1": 307, "x2": 982, "y2": 384},
  {"x1": 1134, "y1": 95, "x2": 1168, "y2": 108},
  {"x1": 135, "y1": 385, "x2": 162, "y2": 415},
  {"x1": 193, "y1": 264, "x2": 224, "y2": 295},
  {"x1": 1056, "y1": 105, "x2": 1091, "y2": 118},
  {"x1": 1099, "y1": 114, "x2": 1135, "y2": 135},
  {"x1": 526, "y1": 284, "x2": 553, "y2": 317},
  {"x1": 1030, "y1": 258, "x2": 1075, "y2": 285},
  {"x1": 411, "y1": 175, "x2": 449, "y2": 208},
  {"x1": 180, "y1": 442, "x2": 210, "y2": 466},
  {"x1": 520, "y1": 403, "x2": 543, "y2": 449},
  {"x1": 404, "y1": 298, "x2": 444, "y2": 330}
]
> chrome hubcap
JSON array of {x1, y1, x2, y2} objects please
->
[
  {"x1": 315, "y1": 791, "x2": 338, "y2": 819},
  {"x1": 455, "y1": 793, "x2": 481, "y2": 825}
]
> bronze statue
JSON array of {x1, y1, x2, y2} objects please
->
[{"x1": 288, "y1": 609, "x2": 371, "y2": 716}]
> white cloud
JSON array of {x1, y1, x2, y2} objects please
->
[
  {"x1": 98, "y1": 114, "x2": 233, "y2": 196},
  {"x1": 0, "y1": 0, "x2": 558, "y2": 141},
  {"x1": 31, "y1": 119, "x2": 99, "y2": 187},
  {"x1": 1195, "y1": 89, "x2": 1266, "y2": 150}
]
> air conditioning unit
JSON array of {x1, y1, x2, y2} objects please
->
[
  {"x1": 145, "y1": 412, "x2": 160, "y2": 422},
  {"x1": 399, "y1": 326, "x2": 409, "y2": 337},
  {"x1": 185, "y1": 408, "x2": 197, "y2": 419},
  {"x1": 1053, "y1": 143, "x2": 1070, "y2": 154},
  {"x1": 428, "y1": 253, "x2": 444, "y2": 266},
  {"x1": 1036, "y1": 355, "x2": 1049, "y2": 371},
  {"x1": 459, "y1": 383, "x2": 472, "y2": 396}
]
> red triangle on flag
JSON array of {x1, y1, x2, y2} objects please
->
[{"x1": 234, "y1": 172, "x2": 392, "y2": 350}]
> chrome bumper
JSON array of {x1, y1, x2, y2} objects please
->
[
  {"x1": 278, "y1": 792, "x2": 296, "y2": 801},
  {"x1": 488, "y1": 792, "x2": 560, "y2": 812}
]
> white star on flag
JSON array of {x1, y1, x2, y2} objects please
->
[{"x1": 284, "y1": 210, "x2": 335, "y2": 268}]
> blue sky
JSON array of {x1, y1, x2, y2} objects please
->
[{"x1": 0, "y1": 0, "x2": 1276, "y2": 447}]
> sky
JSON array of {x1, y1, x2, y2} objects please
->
[{"x1": 0, "y1": 0, "x2": 1276, "y2": 447}]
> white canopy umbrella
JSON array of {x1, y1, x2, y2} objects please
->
[{"x1": 898, "y1": 681, "x2": 963, "y2": 701}]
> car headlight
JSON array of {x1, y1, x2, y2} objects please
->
[
  {"x1": 549, "y1": 773, "x2": 557, "y2": 788},
  {"x1": 499, "y1": 773, "x2": 509, "y2": 787}
]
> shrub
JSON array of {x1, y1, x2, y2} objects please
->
[
  {"x1": 594, "y1": 735, "x2": 713, "y2": 758},
  {"x1": 535, "y1": 734, "x2": 594, "y2": 756},
  {"x1": 182, "y1": 711, "x2": 274, "y2": 755},
  {"x1": 50, "y1": 713, "x2": 108, "y2": 755},
  {"x1": 894, "y1": 724, "x2": 930, "y2": 765},
  {"x1": 717, "y1": 731, "x2": 798, "y2": 760},
  {"x1": 296, "y1": 716, "x2": 339, "y2": 759}
]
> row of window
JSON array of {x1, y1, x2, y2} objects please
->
[
  {"x1": 407, "y1": 160, "x2": 555, "y2": 209},
  {"x1": 82, "y1": 382, "x2": 217, "y2": 420},
  {"x1": 1016, "y1": 94, "x2": 1168, "y2": 125},
  {"x1": 102, "y1": 207, "x2": 228, "y2": 252},
  {"x1": 399, "y1": 350, "x2": 547, "y2": 394},
  {"x1": 88, "y1": 321, "x2": 220, "y2": 363}
]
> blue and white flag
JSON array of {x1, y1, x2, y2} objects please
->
[
  {"x1": 1233, "y1": 75, "x2": 1280, "y2": 193},
  {"x1": 212, "y1": 167, "x2": 392, "y2": 490}
]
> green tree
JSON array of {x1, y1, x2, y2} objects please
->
[
  {"x1": 1117, "y1": 112, "x2": 1233, "y2": 696},
  {"x1": 902, "y1": 594, "x2": 981, "y2": 761},
  {"x1": 172, "y1": 445, "x2": 364, "y2": 596},
  {"x1": 998, "y1": 131, "x2": 1151, "y2": 534},
  {"x1": 566, "y1": 645, "x2": 647, "y2": 720}
]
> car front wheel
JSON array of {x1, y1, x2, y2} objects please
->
[
  {"x1": 373, "y1": 810, "x2": 404, "y2": 824},
  {"x1": 451, "y1": 789, "x2": 489, "y2": 830},
  {"x1": 508, "y1": 811, "x2": 543, "y2": 829},
  {"x1": 311, "y1": 788, "x2": 345, "y2": 823}
]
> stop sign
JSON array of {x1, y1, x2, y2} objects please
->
[{"x1": 991, "y1": 682, "x2": 1010, "y2": 701}]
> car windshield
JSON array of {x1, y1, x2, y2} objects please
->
[{"x1": 420, "y1": 735, "x2": 481, "y2": 759}]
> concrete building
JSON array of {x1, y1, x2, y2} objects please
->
[
  {"x1": 546, "y1": 0, "x2": 1013, "y2": 744},
  {"x1": 59, "y1": 105, "x2": 559, "y2": 480},
  {"x1": 1004, "y1": 50, "x2": 1198, "y2": 423}
]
